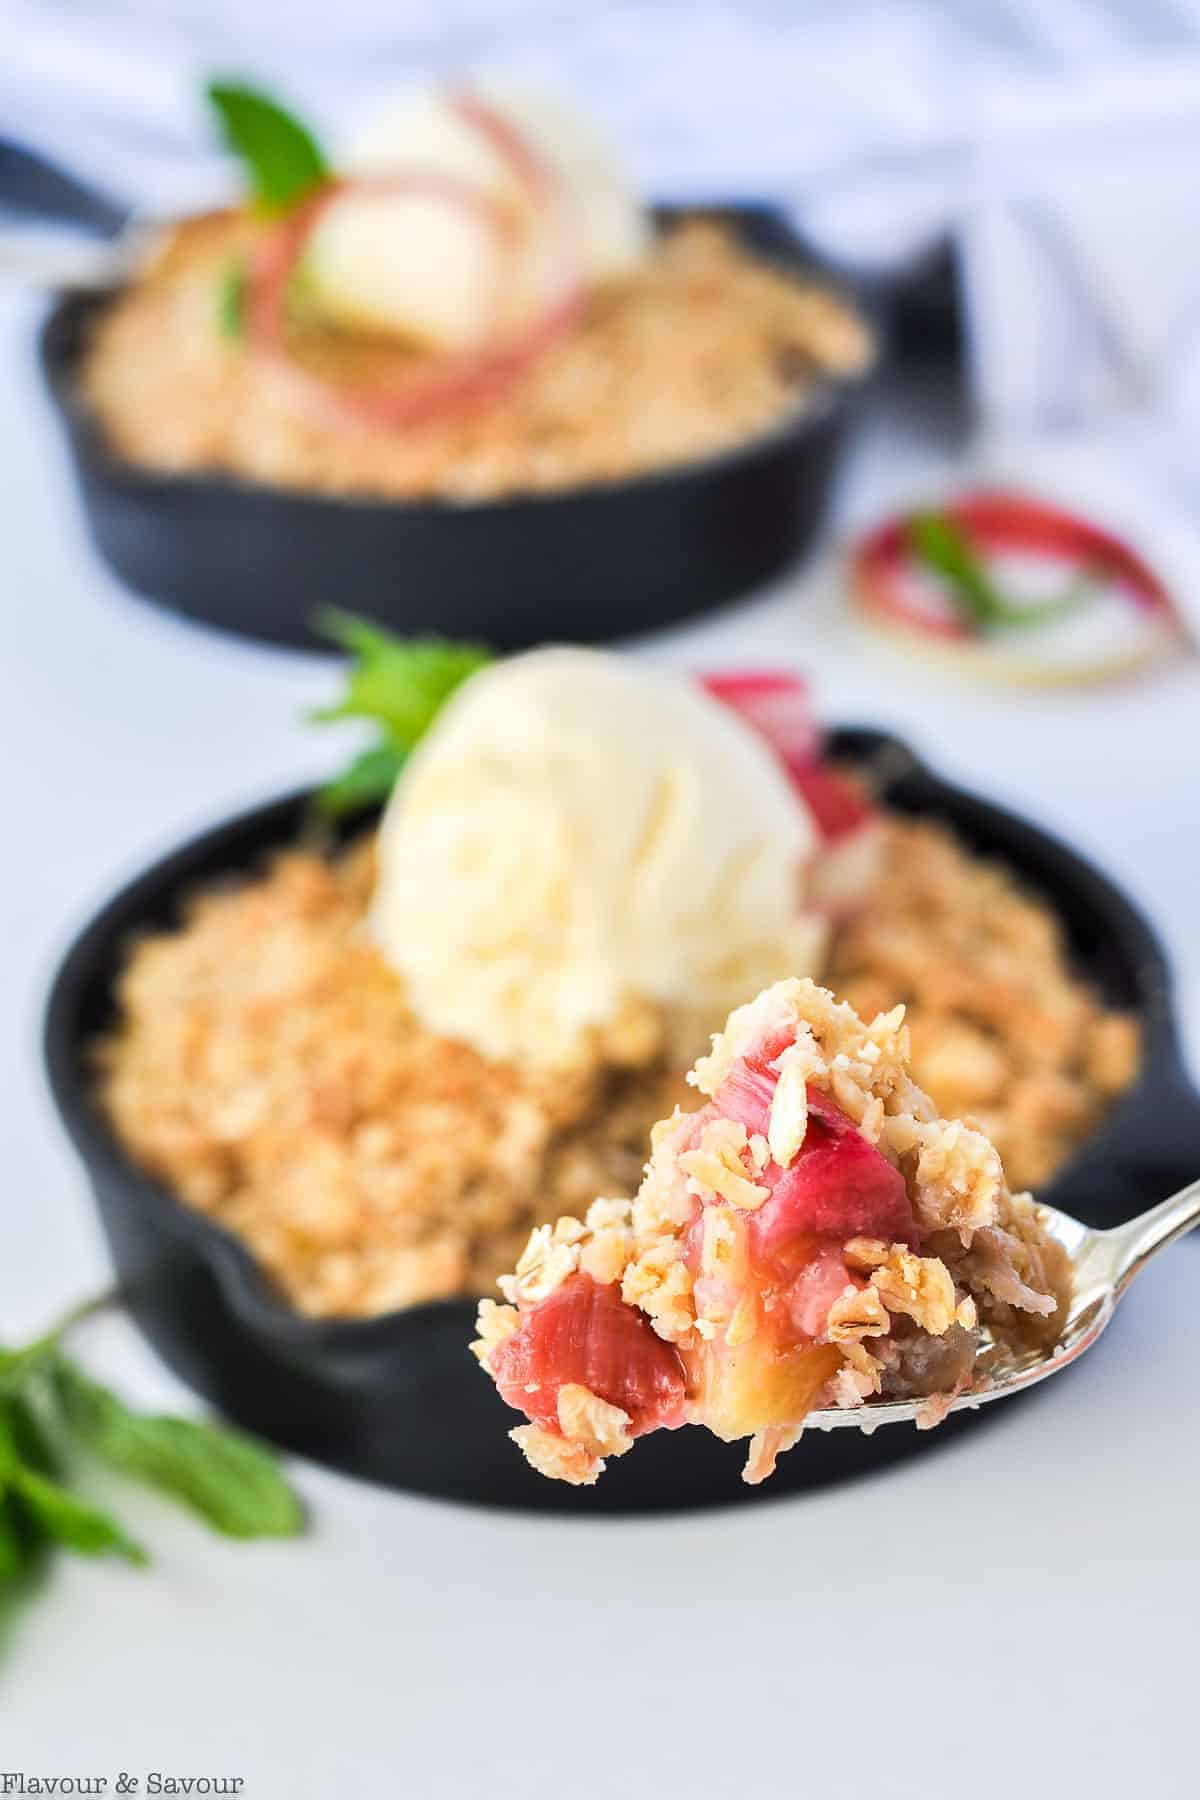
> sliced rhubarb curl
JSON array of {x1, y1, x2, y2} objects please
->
[
  {"x1": 245, "y1": 90, "x2": 582, "y2": 431},
  {"x1": 491, "y1": 1273, "x2": 687, "y2": 1435},
  {"x1": 700, "y1": 671, "x2": 822, "y2": 768},
  {"x1": 447, "y1": 89, "x2": 554, "y2": 205},
  {"x1": 853, "y1": 489, "x2": 1179, "y2": 642},
  {"x1": 701, "y1": 669, "x2": 875, "y2": 845}
]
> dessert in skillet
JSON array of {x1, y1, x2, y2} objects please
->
[
  {"x1": 473, "y1": 976, "x2": 1069, "y2": 1486},
  {"x1": 98, "y1": 651, "x2": 844, "y2": 1315},
  {"x1": 80, "y1": 81, "x2": 872, "y2": 502},
  {"x1": 97, "y1": 636, "x2": 1138, "y2": 1320}
]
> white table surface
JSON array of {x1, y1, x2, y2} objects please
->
[{"x1": 2, "y1": 288, "x2": 1198, "y2": 1797}]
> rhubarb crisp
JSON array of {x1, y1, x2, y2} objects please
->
[
  {"x1": 474, "y1": 978, "x2": 1070, "y2": 1485},
  {"x1": 829, "y1": 815, "x2": 1139, "y2": 1192},
  {"x1": 96, "y1": 839, "x2": 687, "y2": 1317},
  {"x1": 81, "y1": 217, "x2": 871, "y2": 503},
  {"x1": 97, "y1": 813, "x2": 1136, "y2": 1320}
]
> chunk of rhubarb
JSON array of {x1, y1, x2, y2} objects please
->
[
  {"x1": 701, "y1": 670, "x2": 874, "y2": 842},
  {"x1": 711, "y1": 1062, "x2": 915, "y2": 1257},
  {"x1": 787, "y1": 762, "x2": 874, "y2": 842},
  {"x1": 752, "y1": 1087, "x2": 915, "y2": 1256},
  {"x1": 700, "y1": 670, "x2": 822, "y2": 768},
  {"x1": 785, "y1": 1241, "x2": 862, "y2": 1338},
  {"x1": 491, "y1": 1273, "x2": 687, "y2": 1434},
  {"x1": 711, "y1": 1060, "x2": 774, "y2": 1138}
]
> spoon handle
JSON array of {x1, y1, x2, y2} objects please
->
[{"x1": 1107, "y1": 1176, "x2": 1200, "y2": 1295}]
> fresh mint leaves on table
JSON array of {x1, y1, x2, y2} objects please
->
[
  {"x1": 0, "y1": 1300, "x2": 303, "y2": 1587},
  {"x1": 907, "y1": 510, "x2": 1102, "y2": 633},
  {"x1": 313, "y1": 610, "x2": 494, "y2": 816},
  {"x1": 206, "y1": 80, "x2": 330, "y2": 213}
]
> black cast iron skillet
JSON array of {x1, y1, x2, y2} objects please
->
[
  {"x1": 42, "y1": 729, "x2": 1200, "y2": 1513},
  {"x1": 14, "y1": 125, "x2": 875, "y2": 654}
]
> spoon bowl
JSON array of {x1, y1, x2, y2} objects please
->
[{"x1": 806, "y1": 1178, "x2": 1200, "y2": 1434}]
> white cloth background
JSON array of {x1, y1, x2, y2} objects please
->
[
  {"x1": 2, "y1": 18, "x2": 1199, "y2": 1782},
  {"x1": 6, "y1": 0, "x2": 1200, "y2": 435}
]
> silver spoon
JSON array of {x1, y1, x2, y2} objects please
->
[{"x1": 806, "y1": 1177, "x2": 1200, "y2": 1433}]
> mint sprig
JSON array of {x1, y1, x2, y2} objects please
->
[
  {"x1": 217, "y1": 258, "x2": 247, "y2": 339},
  {"x1": 207, "y1": 80, "x2": 329, "y2": 213},
  {"x1": 312, "y1": 610, "x2": 494, "y2": 816},
  {"x1": 0, "y1": 1298, "x2": 304, "y2": 1593},
  {"x1": 908, "y1": 510, "x2": 1103, "y2": 633},
  {"x1": 12, "y1": 1464, "x2": 148, "y2": 1566},
  {"x1": 52, "y1": 1362, "x2": 301, "y2": 1540}
]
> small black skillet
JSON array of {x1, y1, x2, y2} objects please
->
[
  {"x1": 4, "y1": 138, "x2": 877, "y2": 651},
  {"x1": 42, "y1": 729, "x2": 1200, "y2": 1514}
]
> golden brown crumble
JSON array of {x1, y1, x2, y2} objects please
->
[
  {"x1": 81, "y1": 215, "x2": 871, "y2": 503},
  {"x1": 97, "y1": 838, "x2": 686, "y2": 1317},
  {"x1": 97, "y1": 812, "x2": 1136, "y2": 1320},
  {"x1": 828, "y1": 816, "x2": 1139, "y2": 1191},
  {"x1": 509, "y1": 1423, "x2": 603, "y2": 1486}
]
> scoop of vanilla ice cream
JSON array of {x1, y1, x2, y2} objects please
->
[
  {"x1": 308, "y1": 84, "x2": 650, "y2": 349},
  {"x1": 371, "y1": 648, "x2": 824, "y2": 1069}
]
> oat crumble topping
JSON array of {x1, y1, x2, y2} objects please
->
[
  {"x1": 97, "y1": 815, "x2": 1133, "y2": 1321},
  {"x1": 81, "y1": 217, "x2": 871, "y2": 503},
  {"x1": 477, "y1": 977, "x2": 1072, "y2": 1485}
]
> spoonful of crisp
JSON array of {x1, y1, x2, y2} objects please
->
[
  {"x1": 472, "y1": 976, "x2": 1198, "y2": 1486},
  {"x1": 801, "y1": 1175, "x2": 1200, "y2": 1437}
]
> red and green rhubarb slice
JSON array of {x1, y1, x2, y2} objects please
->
[
  {"x1": 702, "y1": 669, "x2": 881, "y2": 912},
  {"x1": 852, "y1": 490, "x2": 1189, "y2": 684}
]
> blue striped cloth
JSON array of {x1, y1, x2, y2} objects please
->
[{"x1": 6, "y1": 0, "x2": 1200, "y2": 427}]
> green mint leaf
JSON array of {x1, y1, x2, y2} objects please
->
[
  {"x1": 206, "y1": 80, "x2": 329, "y2": 213},
  {"x1": 2, "y1": 1392, "x2": 60, "y2": 1478},
  {"x1": 907, "y1": 511, "x2": 1002, "y2": 630},
  {"x1": 314, "y1": 609, "x2": 492, "y2": 745},
  {"x1": 0, "y1": 1494, "x2": 31, "y2": 1581},
  {"x1": 0, "y1": 1404, "x2": 38, "y2": 1582},
  {"x1": 214, "y1": 255, "x2": 307, "y2": 342},
  {"x1": 11, "y1": 1467, "x2": 146, "y2": 1565},
  {"x1": 984, "y1": 562, "x2": 1106, "y2": 632},
  {"x1": 0, "y1": 1396, "x2": 25, "y2": 1482},
  {"x1": 0, "y1": 1383, "x2": 142, "y2": 1565},
  {"x1": 53, "y1": 1360, "x2": 303, "y2": 1541},
  {"x1": 908, "y1": 509, "x2": 1103, "y2": 635},
  {"x1": 0, "y1": 1339, "x2": 57, "y2": 1391},
  {"x1": 217, "y1": 259, "x2": 247, "y2": 340},
  {"x1": 312, "y1": 610, "x2": 492, "y2": 814},
  {"x1": 314, "y1": 743, "x2": 408, "y2": 818},
  {"x1": 317, "y1": 608, "x2": 404, "y2": 661}
]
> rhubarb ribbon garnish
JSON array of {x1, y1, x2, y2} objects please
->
[
  {"x1": 853, "y1": 491, "x2": 1182, "y2": 642},
  {"x1": 245, "y1": 91, "x2": 583, "y2": 431}
]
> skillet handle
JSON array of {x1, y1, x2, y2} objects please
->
[
  {"x1": 0, "y1": 139, "x2": 134, "y2": 288},
  {"x1": 1138, "y1": 1069, "x2": 1200, "y2": 1203},
  {"x1": 1054, "y1": 1064, "x2": 1200, "y2": 1229},
  {"x1": 0, "y1": 138, "x2": 129, "y2": 237}
]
